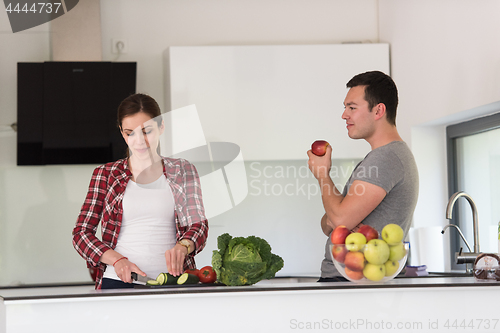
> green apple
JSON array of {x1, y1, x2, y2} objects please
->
[
  {"x1": 388, "y1": 242, "x2": 406, "y2": 261},
  {"x1": 363, "y1": 239, "x2": 390, "y2": 264},
  {"x1": 384, "y1": 260, "x2": 399, "y2": 276},
  {"x1": 363, "y1": 263, "x2": 386, "y2": 281},
  {"x1": 345, "y1": 232, "x2": 367, "y2": 252},
  {"x1": 381, "y1": 224, "x2": 404, "y2": 245}
]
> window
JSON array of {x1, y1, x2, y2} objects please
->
[{"x1": 447, "y1": 112, "x2": 500, "y2": 269}]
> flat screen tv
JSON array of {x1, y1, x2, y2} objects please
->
[{"x1": 17, "y1": 61, "x2": 136, "y2": 165}]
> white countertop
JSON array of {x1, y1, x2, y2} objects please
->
[
  {"x1": 2, "y1": 276, "x2": 500, "y2": 333},
  {"x1": 2, "y1": 276, "x2": 499, "y2": 302}
]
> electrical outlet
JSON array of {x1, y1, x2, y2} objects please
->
[{"x1": 112, "y1": 39, "x2": 128, "y2": 54}]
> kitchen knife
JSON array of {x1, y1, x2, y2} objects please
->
[{"x1": 131, "y1": 272, "x2": 156, "y2": 283}]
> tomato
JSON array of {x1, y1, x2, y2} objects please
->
[
  {"x1": 198, "y1": 266, "x2": 217, "y2": 284},
  {"x1": 185, "y1": 268, "x2": 200, "y2": 276}
]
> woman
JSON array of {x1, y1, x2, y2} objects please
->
[{"x1": 72, "y1": 93, "x2": 208, "y2": 289}]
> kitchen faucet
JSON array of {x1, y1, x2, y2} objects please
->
[
  {"x1": 444, "y1": 191, "x2": 481, "y2": 270},
  {"x1": 441, "y1": 224, "x2": 472, "y2": 252}
]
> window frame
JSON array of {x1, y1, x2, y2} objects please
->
[{"x1": 446, "y1": 111, "x2": 500, "y2": 270}]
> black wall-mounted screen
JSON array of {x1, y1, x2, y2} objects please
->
[{"x1": 17, "y1": 61, "x2": 136, "y2": 165}]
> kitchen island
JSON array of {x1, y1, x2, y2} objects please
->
[{"x1": 1, "y1": 276, "x2": 499, "y2": 333}]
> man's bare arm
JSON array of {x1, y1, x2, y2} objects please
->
[
  {"x1": 320, "y1": 179, "x2": 386, "y2": 230},
  {"x1": 308, "y1": 146, "x2": 386, "y2": 233}
]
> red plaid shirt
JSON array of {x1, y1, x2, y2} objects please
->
[{"x1": 72, "y1": 157, "x2": 208, "y2": 289}]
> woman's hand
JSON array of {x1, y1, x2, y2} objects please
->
[
  {"x1": 113, "y1": 258, "x2": 147, "y2": 283},
  {"x1": 165, "y1": 242, "x2": 191, "y2": 276},
  {"x1": 100, "y1": 250, "x2": 147, "y2": 283}
]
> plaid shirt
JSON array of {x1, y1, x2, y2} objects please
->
[{"x1": 72, "y1": 157, "x2": 208, "y2": 289}]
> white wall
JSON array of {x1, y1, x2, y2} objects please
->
[
  {"x1": 0, "y1": 6, "x2": 60, "y2": 285},
  {"x1": 99, "y1": 0, "x2": 379, "y2": 111},
  {"x1": 167, "y1": 44, "x2": 389, "y2": 160},
  {"x1": 379, "y1": 0, "x2": 500, "y2": 270},
  {"x1": 379, "y1": 0, "x2": 500, "y2": 132},
  {"x1": 0, "y1": 11, "x2": 50, "y2": 145}
]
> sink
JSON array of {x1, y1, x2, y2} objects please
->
[
  {"x1": 255, "y1": 276, "x2": 319, "y2": 284},
  {"x1": 259, "y1": 272, "x2": 473, "y2": 284}
]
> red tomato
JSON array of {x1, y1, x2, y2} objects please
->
[
  {"x1": 185, "y1": 268, "x2": 200, "y2": 276},
  {"x1": 199, "y1": 266, "x2": 217, "y2": 284}
]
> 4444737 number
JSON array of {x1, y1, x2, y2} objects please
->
[
  {"x1": 5, "y1": 2, "x2": 62, "y2": 14},
  {"x1": 444, "y1": 319, "x2": 498, "y2": 330}
]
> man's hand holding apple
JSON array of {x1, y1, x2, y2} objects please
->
[{"x1": 307, "y1": 143, "x2": 332, "y2": 181}]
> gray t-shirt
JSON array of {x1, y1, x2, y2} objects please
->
[{"x1": 321, "y1": 141, "x2": 419, "y2": 278}]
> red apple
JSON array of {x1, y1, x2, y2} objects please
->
[
  {"x1": 330, "y1": 225, "x2": 351, "y2": 245},
  {"x1": 358, "y1": 225, "x2": 379, "y2": 242},
  {"x1": 344, "y1": 251, "x2": 365, "y2": 272},
  {"x1": 332, "y1": 244, "x2": 348, "y2": 263},
  {"x1": 345, "y1": 266, "x2": 364, "y2": 280},
  {"x1": 311, "y1": 140, "x2": 330, "y2": 156}
]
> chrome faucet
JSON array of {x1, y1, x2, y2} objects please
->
[
  {"x1": 444, "y1": 191, "x2": 481, "y2": 269},
  {"x1": 445, "y1": 191, "x2": 480, "y2": 253},
  {"x1": 441, "y1": 224, "x2": 472, "y2": 252}
]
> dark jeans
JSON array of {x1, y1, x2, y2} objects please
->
[
  {"x1": 101, "y1": 278, "x2": 137, "y2": 289},
  {"x1": 317, "y1": 276, "x2": 349, "y2": 282}
]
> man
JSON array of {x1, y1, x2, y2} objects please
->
[{"x1": 307, "y1": 71, "x2": 419, "y2": 281}]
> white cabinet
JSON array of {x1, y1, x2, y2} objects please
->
[{"x1": 166, "y1": 44, "x2": 389, "y2": 160}]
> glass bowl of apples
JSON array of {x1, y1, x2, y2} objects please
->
[{"x1": 329, "y1": 224, "x2": 409, "y2": 283}]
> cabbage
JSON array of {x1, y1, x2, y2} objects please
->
[{"x1": 212, "y1": 233, "x2": 284, "y2": 286}]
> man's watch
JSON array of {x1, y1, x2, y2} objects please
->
[{"x1": 178, "y1": 239, "x2": 191, "y2": 254}]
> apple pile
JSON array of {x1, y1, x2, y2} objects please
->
[{"x1": 331, "y1": 224, "x2": 406, "y2": 282}]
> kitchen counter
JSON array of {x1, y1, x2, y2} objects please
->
[{"x1": 2, "y1": 276, "x2": 499, "y2": 332}]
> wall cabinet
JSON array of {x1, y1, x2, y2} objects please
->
[{"x1": 166, "y1": 44, "x2": 390, "y2": 161}]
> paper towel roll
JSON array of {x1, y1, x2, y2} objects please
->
[
  {"x1": 408, "y1": 228, "x2": 419, "y2": 265},
  {"x1": 488, "y1": 225, "x2": 498, "y2": 254},
  {"x1": 412, "y1": 227, "x2": 446, "y2": 272}
]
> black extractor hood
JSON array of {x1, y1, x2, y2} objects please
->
[{"x1": 17, "y1": 61, "x2": 136, "y2": 165}]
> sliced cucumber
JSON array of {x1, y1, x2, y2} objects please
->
[
  {"x1": 146, "y1": 280, "x2": 161, "y2": 286},
  {"x1": 156, "y1": 273, "x2": 165, "y2": 285},
  {"x1": 177, "y1": 273, "x2": 200, "y2": 285},
  {"x1": 156, "y1": 272, "x2": 178, "y2": 285}
]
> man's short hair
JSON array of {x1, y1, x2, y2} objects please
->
[{"x1": 346, "y1": 71, "x2": 398, "y2": 126}]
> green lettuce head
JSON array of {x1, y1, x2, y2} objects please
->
[{"x1": 212, "y1": 233, "x2": 284, "y2": 286}]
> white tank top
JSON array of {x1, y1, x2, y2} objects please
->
[{"x1": 103, "y1": 175, "x2": 176, "y2": 282}]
